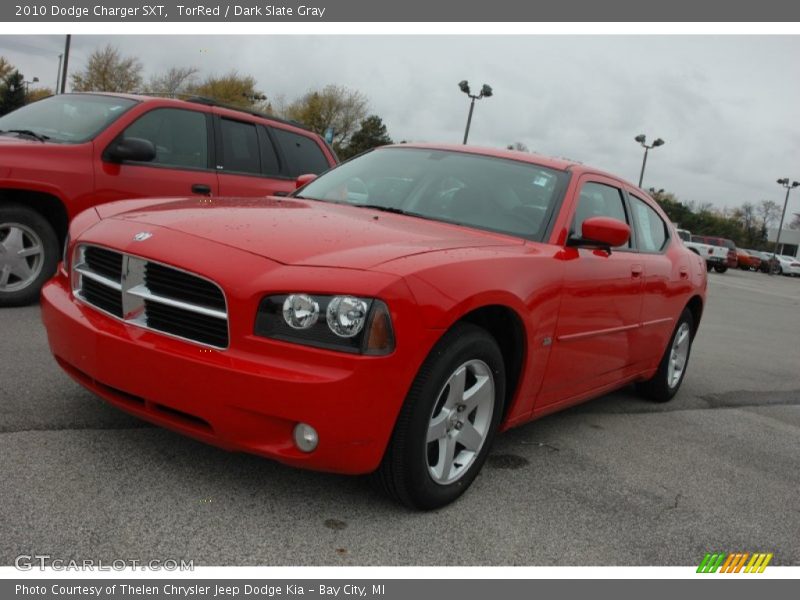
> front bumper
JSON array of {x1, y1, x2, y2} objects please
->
[{"x1": 41, "y1": 274, "x2": 433, "y2": 475}]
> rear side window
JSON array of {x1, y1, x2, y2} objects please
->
[
  {"x1": 629, "y1": 195, "x2": 668, "y2": 252},
  {"x1": 573, "y1": 182, "x2": 631, "y2": 248},
  {"x1": 122, "y1": 108, "x2": 208, "y2": 169},
  {"x1": 220, "y1": 118, "x2": 260, "y2": 175},
  {"x1": 271, "y1": 128, "x2": 330, "y2": 177}
]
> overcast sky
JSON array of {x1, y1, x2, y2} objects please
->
[{"x1": 1, "y1": 34, "x2": 799, "y2": 213}]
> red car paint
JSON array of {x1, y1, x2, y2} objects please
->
[{"x1": 41, "y1": 145, "x2": 707, "y2": 475}]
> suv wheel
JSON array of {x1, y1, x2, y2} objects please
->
[
  {"x1": 0, "y1": 205, "x2": 59, "y2": 306},
  {"x1": 713, "y1": 264, "x2": 727, "y2": 273}
]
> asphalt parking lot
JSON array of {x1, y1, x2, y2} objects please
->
[{"x1": 1, "y1": 269, "x2": 799, "y2": 566}]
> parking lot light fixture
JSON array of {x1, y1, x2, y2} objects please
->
[
  {"x1": 635, "y1": 134, "x2": 665, "y2": 188},
  {"x1": 770, "y1": 178, "x2": 800, "y2": 274},
  {"x1": 459, "y1": 80, "x2": 493, "y2": 145}
]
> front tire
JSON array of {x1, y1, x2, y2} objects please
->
[
  {"x1": 0, "y1": 205, "x2": 59, "y2": 307},
  {"x1": 636, "y1": 308, "x2": 695, "y2": 403},
  {"x1": 713, "y1": 265, "x2": 728, "y2": 273},
  {"x1": 376, "y1": 323, "x2": 505, "y2": 509}
]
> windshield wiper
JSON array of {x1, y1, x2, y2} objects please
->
[
  {"x1": 0, "y1": 129, "x2": 50, "y2": 142},
  {"x1": 353, "y1": 204, "x2": 411, "y2": 215}
]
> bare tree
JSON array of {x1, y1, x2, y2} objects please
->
[
  {"x1": 71, "y1": 45, "x2": 143, "y2": 93},
  {"x1": 145, "y1": 66, "x2": 199, "y2": 97},
  {"x1": 757, "y1": 199, "x2": 781, "y2": 230}
]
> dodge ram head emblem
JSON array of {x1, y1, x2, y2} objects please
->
[{"x1": 133, "y1": 232, "x2": 153, "y2": 242}]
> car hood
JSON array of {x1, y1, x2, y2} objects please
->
[{"x1": 102, "y1": 197, "x2": 522, "y2": 269}]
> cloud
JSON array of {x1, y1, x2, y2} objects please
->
[{"x1": 2, "y1": 34, "x2": 799, "y2": 211}]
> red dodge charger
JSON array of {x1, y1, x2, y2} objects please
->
[{"x1": 41, "y1": 145, "x2": 707, "y2": 509}]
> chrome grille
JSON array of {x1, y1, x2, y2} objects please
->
[{"x1": 72, "y1": 245, "x2": 229, "y2": 349}]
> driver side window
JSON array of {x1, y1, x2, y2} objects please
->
[
  {"x1": 121, "y1": 108, "x2": 209, "y2": 170},
  {"x1": 572, "y1": 182, "x2": 631, "y2": 248}
]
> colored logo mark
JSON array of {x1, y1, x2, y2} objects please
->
[{"x1": 697, "y1": 552, "x2": 773, "y2": 573}]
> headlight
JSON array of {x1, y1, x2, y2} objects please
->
[
  {"x1": 282, "y1": 294, "x2": 320, "y2": 329},
  {"x1": 255, "y1": 294, "x2": 395, "y2": 355}
]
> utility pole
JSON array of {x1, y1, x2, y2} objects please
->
[{"x1": 60, "y1": 35, "x2": 71, "y2": 94}]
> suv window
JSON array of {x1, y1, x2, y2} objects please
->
[
  {"x1": 122, "y1": 108, "x2": 208, "y2": 169},
  {"x1": 220, "y1": 118, "x2": 260, "y2": 175},
  {"x1": 0, "y1": 94, "x2": 137, "y2": 144},
  {"x1": 629, "y1": 194, "x2": 668, "y2": 252},
  {"x1": 271, "y1": 128, "x2": 330, "y2": 177},
  {"x1": 573, "y1": 182, "x2": 630, "y2": 248}
]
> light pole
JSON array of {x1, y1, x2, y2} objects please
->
[
  {"x1": 459, "y1": 80, "x2": 492, "y2": 145},
  {"x1": 770, "y1": 178, "x2": 799, "y2": 274},
  {"x1": 22, "y1": 77, "x2": 39, "y2": 94},
  {"x1": 634, "y1": 134, "x2": 664, "y2": 188},
  {"x1": 55, "y1": 54, "x2": 62, "y2": 94}
]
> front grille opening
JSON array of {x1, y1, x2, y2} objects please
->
[
  {"x1": 151, "y1": 402, "x2": 213, "y2": 433},
  {"x1": 145, "y1": 300, "x2": 229, "y2": 348},
  {"x1": 83, "y1": 246, "x2": 123, "y2": 281},
  {"x1": 145, "y1": 263, "x2": 226, "y2": 311},
  {"x1": 81, "y1": 277, "x2": 123, "y2": 317}
]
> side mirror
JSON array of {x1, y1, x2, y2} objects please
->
[
  {"x1": 568, "y1": 216, "x2": 630, "y2": 250},
  {"x1": 105, "y1": 137, "x2": 156, "y2": 163},
  {"x1": 295, "y1": 173, "x2": 318, "y2": 189}
]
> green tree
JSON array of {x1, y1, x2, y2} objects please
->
[
  {"x1": 284, "y1": 85, "x2": 368, "y2": 152},
  {"x1": 0, "y1": 71, "x2": 26, "y2": 116},
  {"x1": 71, "y1": 45, "x2": 143, "y2": 92},
  {"x1": 0, "y1": 56, "x2": 13, "y2": 81},
  {"x1": 340, "y1": 115, "x2": 392, "y2": 159},
  {"x1": 186, "y1": 70, "x2": 269, "y2": 110},
  {"x1": 25, "y1": 87, "x2": 54, "y2": 104}
]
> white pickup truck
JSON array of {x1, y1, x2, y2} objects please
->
[{"x1": 676, "y1": 229, "x2": 730, "y2": 272}]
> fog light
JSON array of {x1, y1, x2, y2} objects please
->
[{"x1": 293, "y1": 423, "x2": 319, "y2": 452}]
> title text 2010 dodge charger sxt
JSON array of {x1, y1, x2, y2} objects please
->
[{"x1": 41, "y1": 145, "x2": 707, "y2": 509}]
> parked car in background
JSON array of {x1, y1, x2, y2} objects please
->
[
  {"x1": 676, "y1": 228, "x2": 728, "y2": 271},
  {"x1": 774, "y1": 254, "x2": 800, "y2": 276},
  {"x1": 0, "y1": 92, "x2": 338, "y2": 306},
  {"x1": 744, "y1": 249, "x2": 779, "y2": 274},
  {"x1": 736, "y1": 249, "x2": 762, "y2": 271},
  {"x1": 691, "y1": 235, "x2": 738, "y2": 272},
  {"x1": 42, "y1": 144, "x2": 707, "y2": 509}
]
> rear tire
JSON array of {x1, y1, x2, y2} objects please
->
[
  {"x1": 713, "y1": 265, "x2": 727, "y2": 273},
  {"x1": 0, "y1": 205, "x2": 59, "y2": 307},
  {"x1": 375, "y1": 323, "x2": 505, "y2": 509},
  {"x1": 636, "y1": 308, "x2": 695, "y2": 403}
]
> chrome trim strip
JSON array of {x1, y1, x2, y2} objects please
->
[
  {"x1": 127, "y1": 284, "x2": 227, "y2": 319},
  {"x1": 74, "y1": 265, "x2": 123, "y2": 291}
]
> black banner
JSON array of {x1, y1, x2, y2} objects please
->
[{"x1": 2, "y1": 0, "x2": 800, "y2": 22}]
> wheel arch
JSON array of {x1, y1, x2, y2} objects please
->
[
  {"x1": 0, "y1": 188, "x2": 69, "y2": 246},
  {"x1": 685, "y1": 294, "x2": 704, "y2": 335},
  {"x1": 452, "y1": 304, "x2": 527, "y2": 424}
]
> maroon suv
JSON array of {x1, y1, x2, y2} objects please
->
[{"x1": 0, "y1": 93, "x2": 338, "y2": 305}]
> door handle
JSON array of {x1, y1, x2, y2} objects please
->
[
  {"x1": 191, "y1": 184, "x2": 212, "y2": 196},
  {"x1": 631, "y1": 264, "x2": 644, "y2": 278}
]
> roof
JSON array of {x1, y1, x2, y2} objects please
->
[{"x1": 64, "y1": 91, "x2": 315, "y2": 134}]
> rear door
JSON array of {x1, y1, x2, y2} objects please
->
[
  {"x1": 214, "y1": 116, "x2": 295, "y2": 197},
  {"x1": 94, "y1": 106, "x2": 218, "y2": 202}
]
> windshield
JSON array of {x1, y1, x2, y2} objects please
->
[
  {"x1": 677, "y1": 230, "x2": 690, "y2": 242},
  {"x1": 295, "y1": 147, "x2": 568, "y2": 241},
  {"x1": 0, "y1": 94, "x2": 137, "y2": 143}
]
